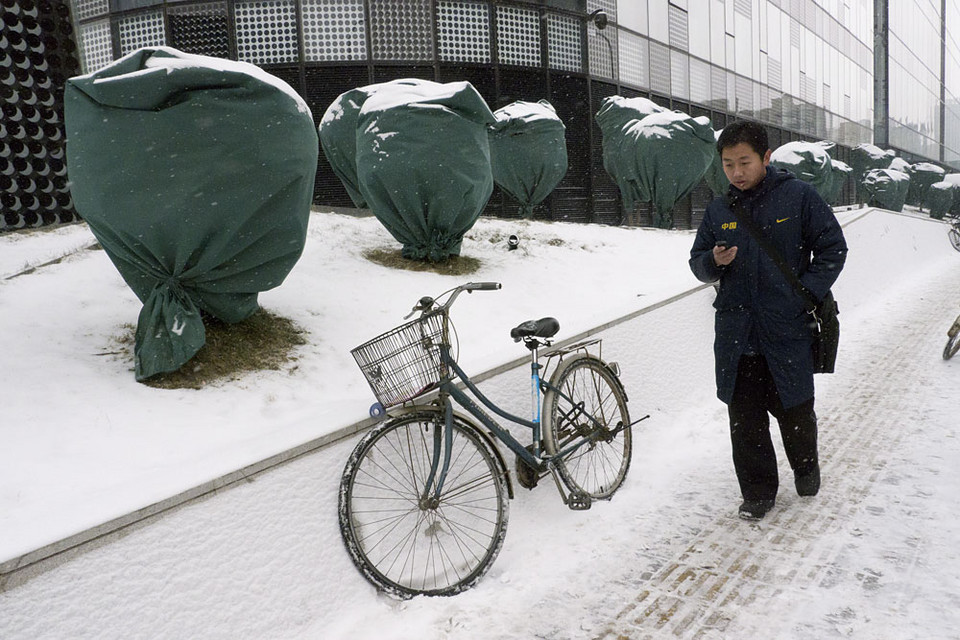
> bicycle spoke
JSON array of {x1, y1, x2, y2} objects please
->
[{"x1": 340, "y1": 413, "x2": 508, "y2": 596}]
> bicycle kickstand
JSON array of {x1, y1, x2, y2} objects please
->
[{"x1": 548, "y1": 463, "x2": 592, "y2": 511}]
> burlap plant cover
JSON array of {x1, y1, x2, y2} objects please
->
[
  {"x1": 354, "y1": 79, "x2": 496, "y2": 261},
  {"x1": 65, "y1": 47, "x2": 318, "y2": 380},
  {"x1": 488, "y1": 100, "x2": 568, "y2": 219}
]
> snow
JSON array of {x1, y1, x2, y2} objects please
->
[
  {"x1": 635, "y1": 110, "x2": 710, "y2": 139},
  {"x1": 80, "y1": 46, "x2": 311, "y2": 116},
  {"x1": 942, "y1": 173, "x2": 960, "y2": 185},
  {"x1": 912, "y1": 162, "x2": 945, "y2": 175},
  {"x1": 770, "y1": 140, "x2": 833, "y2": 168},
  {"x1": 852, "y1": 142, "x2": 892, "y2": 161},
  {"x1": 2, "y1": 206, "x2": 960, "y2": 639},
  {"x1": 888, "y1": 157, "x2": 911, "y2": 173}
]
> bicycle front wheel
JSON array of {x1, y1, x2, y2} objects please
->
[
  {"x1": 338, "y1": 410, "x2": 509, "y2": 598},
  {"x1": 542, "y1": 354, "x2": 632, "y2": 500}
]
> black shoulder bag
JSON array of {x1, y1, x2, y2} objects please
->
[{"x1": 728, "y1": 197, "x2": 840, "y2": 374}]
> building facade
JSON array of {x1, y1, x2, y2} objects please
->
[
  {"x1": 874, "y1": 0, "x2": 960, "y2": 169},
  {"x1": 2, "y1": 0, "x2": 957, "y2": 231},
  {"x1": 1, "y1": 0, "x2": 82, "y2": 231}
]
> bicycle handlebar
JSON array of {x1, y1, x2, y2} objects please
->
[
  {"x1": 464, "y1": 282, "x2": 502, "y2": 292},
  {"x1": 417, "y1": 282, "x2": 501, "y2": 317}
]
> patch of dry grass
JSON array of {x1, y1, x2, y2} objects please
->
[
  {"x1": 126, "y1": 309, "x2": 307, "y2": 389},
  {"x1": 363, "y1": 248, "x2": 481, "y2": 276}
]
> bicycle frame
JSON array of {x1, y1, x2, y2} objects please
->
[{"x1": 422, "y1": 341, "x2": 625, "y2": 500}]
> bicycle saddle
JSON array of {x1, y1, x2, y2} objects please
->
[{"x1": 510, "y1": 317, "x2": 560, "y2": 341}]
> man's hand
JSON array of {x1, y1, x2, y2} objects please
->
[{"x1": 713, "y1": 244, "x2": 737, "y2": 266}]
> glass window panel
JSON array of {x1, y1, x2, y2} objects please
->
[
  {"x1": 690, "y1": 56, "x2": 710, "y2": 105},
  {"x1": 710, "y1": 0, "x2": 725, "y2": 66}
]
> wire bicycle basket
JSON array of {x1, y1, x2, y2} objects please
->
[{"x1": 351, "y1": 311, "x2": 448, "y2": 408}]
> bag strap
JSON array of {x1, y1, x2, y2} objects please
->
[{"x1": 727, "y1": 195, "x2": 819, "y2": 313}]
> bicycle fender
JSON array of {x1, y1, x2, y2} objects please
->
[
  {"x1": 383, "y1": 405, "x2": 515, "y2": 500},
  {"x1": 549, "y1": 352, "x2": 630, "y2": 404}
]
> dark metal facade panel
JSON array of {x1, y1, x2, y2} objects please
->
[{"x1": 1, "y1": 0, "x2": 82, "y2": 232}]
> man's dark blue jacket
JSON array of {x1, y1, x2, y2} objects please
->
[{"x1": 689, "y1": 165, "x2": 848, "y2": 409}]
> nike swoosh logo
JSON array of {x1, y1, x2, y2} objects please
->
[{"x1": 776, "y1": 217, "x2": 790, "y2": 223}]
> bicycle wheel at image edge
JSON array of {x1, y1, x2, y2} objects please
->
[
  {"x1": 949, "y1": 226, "x2": 960, "y2": 252},
  {"x1": 541, "y1": 354, "x2": 632, "y2": 500},
  {"x1": 944, "y1": 332, "x2": 960, "y2": 360},
  {"x1": 338, "y1": 411, "x2": 510, "y2": 598}
]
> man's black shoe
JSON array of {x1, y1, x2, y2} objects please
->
[
  {"x1": 738, "y1": 499, "x2": 775, "y2": 521},
  {"x1": 795, "y1": 464, "x2": 821, "y2": 497}
]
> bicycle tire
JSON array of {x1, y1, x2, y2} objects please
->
[
  {"x1": 949, "y1": 226, "x2": 960, "y2": 252},
  {"x1": 541, "y1": 354, "x2": 632, "y2": 500},
  {"x1": 944, "y1": 332, "x2": 960, "y2": 360},
  {"x1": 338, "y1": 410, "x2": 510, "y2": 598}
]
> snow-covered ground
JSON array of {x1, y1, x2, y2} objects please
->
[{"x1": 2, "y1": 206, "x2": 960, "y2": 639}]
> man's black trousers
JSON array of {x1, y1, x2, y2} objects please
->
[{"x1": 727, "y1": 354, "x2": 818, "y2": 502}]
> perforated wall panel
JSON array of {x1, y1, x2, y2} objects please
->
[
  {"x1": 618, "y1": 30, "x2": 647, "y2": 90},
  {"x1": 671, "y1": 50, "x2": 688, "y2": 100},
  {"x1": 546, "y1": 13, "x2": 579, "y2": 73},
  {"x1": 496, "y1": 5, "x2": 540, "y2": 67},
  {"x1": 588, "y1": 28, "x2": 616, "y2": 79},
  {"x1": 119, "y1": 11, "x2": 166, "y2": 56},
  {"x1": 169, "y1": 2, "x2": 230, "y2": 59},
  {"x1": 370, "y1": 0, "x2": 433, "y2": 62},
  {"x1": 302, "y1": 0, "x2": 367, "y2": 62},
  {"x1": 649, "y1": 40, "x2": 670, "y2": 95},
  {"x1": 437, "y1": 1, "x2": 489, "y2": 63},
  {"x1": 80, "y1": 19, "x2": 112, "y2": 72},
  {"x1": 668, "y1": 3, "x2": 688, "y2": 51},
  {"x1": 235, "y1": 0, "x2": 298, "y2": 65},
  {"x1": 73, "y1": 0, "x2": 108, "y2": 21}
]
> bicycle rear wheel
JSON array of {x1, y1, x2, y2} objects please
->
[
  {"x1": 338, "y1": 410, "x2": 509, "y2": 598},
  {"x1": 542, "y1": 354, "x2": 632, "y2": 500}
]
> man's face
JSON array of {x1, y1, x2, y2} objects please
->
[{"x1": 721, "y1": 142, "x2": 771, "y2": 192}]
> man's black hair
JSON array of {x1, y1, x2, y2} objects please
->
[{"x1": 717, "y1": 120, "x2": 769, "y2": 157}]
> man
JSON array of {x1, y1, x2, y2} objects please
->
[{"x1": 689, "y1": 120, "x2": 847, "y2": 521}]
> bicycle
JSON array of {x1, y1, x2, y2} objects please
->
[
  {"x1": 338, "y1": 282, "x2": 646, "y2": 598},
  {"x1": 948, "y1": 215, "x2": 960, "y2": 252},
  {"x1": 944, "y1": 310, "x2": 960, "y2": 360}
]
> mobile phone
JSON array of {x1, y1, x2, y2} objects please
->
[{"x1": 715, "y1": 240, "x2": 729, "y2": 249}]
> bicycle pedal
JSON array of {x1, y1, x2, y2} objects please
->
[{"x1": 567, "y1": 491, "x2": 592, "y2": 511}]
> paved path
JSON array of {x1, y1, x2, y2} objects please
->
[{"x1": 597, "y1": 247, "x2": 960, "y2": 639}]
